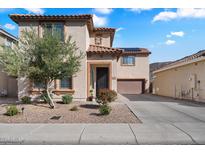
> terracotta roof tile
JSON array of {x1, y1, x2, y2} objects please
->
[
  {"x1": 87, "y1": 45, "x2": 123, "y2": 55},
  {"x1": 158, "y1": 50, "x2": 205, "y2": 70},
  {"x1": 10, "y1": 14, "x2": 93, "y2": 23},
  {"x1": 94, "y1": 27, "x2": 116, "y2": 32}
]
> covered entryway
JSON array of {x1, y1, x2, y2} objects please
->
[
  {"x1": 96, "y1": 67, "x2": 109, "y2": 94},
  {"x1": 87, "y1": 62, "x2": 112, "y2": 98},
  {"x1": 117, "y1": 79, "x2": 145, "y2": 94}
]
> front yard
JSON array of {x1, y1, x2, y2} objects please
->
[{"x1": 0, "y1": 102, "x2": 140, "y2": 123}]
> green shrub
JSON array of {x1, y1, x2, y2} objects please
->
[
  {"x1": 97, "y1": 89, "x2": 117, "y2": 104},
  {"x1": 70, "y1": 105, "x2": 78, "y2": 111},
  {"x1": 99, "y1": 104, "x2": 111, "y2": 115},
  {"x1": 40, "y1": 92, "x2": 50, "y2": 103},
  {"x1": 21, "y1": 96, "x2": 31, "y2": 104},
  {"x1": 62, "y1": 94, "x2": 73, "y2": 104},
  {"x1": 5, "y1": 105, "x2": 19, "y2": 116}
]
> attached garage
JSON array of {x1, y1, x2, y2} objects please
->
[{"x1": 117, "y1": 79, "x2": 145, "y2": 94}]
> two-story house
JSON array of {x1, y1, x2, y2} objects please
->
[
  {"x1": 10, "y1": 14, "x2": 151, "y2": 101},
  {"x1": 0, "y1": 28, "x2": 18, "y2": 97}
]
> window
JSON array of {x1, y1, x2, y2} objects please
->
[
  {"x1": 95, "y1": 34, "x2": 102, "y2": 45},
  {"x1": 122, "y1": 56, "x2": 135, "y2": 65},
  {"x1": 33, "y1": 81, "x2": 45, "y2": 89},
  {"x1": 42, "y1": 23, "x2": 64, "y2": 41},
  {"x1": 60, "y1": 77, "x2": 72, "y2": 89}
]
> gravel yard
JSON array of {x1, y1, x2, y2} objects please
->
[{"x1": 0, "y1": 102, "x2": 140, "y2": 123}]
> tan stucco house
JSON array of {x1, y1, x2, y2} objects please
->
[
  {"x1": 153, "y1": 50, "x2": 205, "y2": 102},
  {"x1": 0, "y1": 28, "x2": 18, "y2": 97},
  {"x1": 9, "y1": 14, "x2": 151, "y2": 101}
]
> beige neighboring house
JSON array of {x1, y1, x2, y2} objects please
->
[
  {"x1": 0, "y1": 28, "x2": 18, "y2": 97},
  {"x1": 153, "y1": 50, "x2": 205, "y2": 102},
  {"x1": 10, "y1": 14, "x2": 151, "y2": 101}
]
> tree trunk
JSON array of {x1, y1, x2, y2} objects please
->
[{"x1": 45, "y1": 82, "x2": 55, "y2": 109}]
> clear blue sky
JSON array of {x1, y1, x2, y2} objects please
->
[{"x1": 0, "y1": 8, "x2": 205, "y2": 63}]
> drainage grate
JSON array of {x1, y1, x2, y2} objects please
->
[{"x1": 50, "y1": 116, "x2": 61, "y2": 120}]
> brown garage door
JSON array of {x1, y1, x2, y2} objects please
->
[{"x1": 117, "y1": 79, "x2": 144, "y2": 94}]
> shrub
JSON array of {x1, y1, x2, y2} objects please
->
[
  {"x1": 107, "y1": 90, "x2": 117, "y2": 102},
  {"x1": 97, "y1": 89, "x2": 117, "y2": 104},
  {"x1": 70, "y1": 105, "x2": 78, "y2": 111},
  {"x1": 40, "y1": 92, "x2": 50, "y2": 103},
  {"x1": 21, "y1": 96, "x2": 31, "y2": 104},
  {"x1": 5, "y1": 105, "x2": 19, "y2": 116},
  {"x1": 99, "y1": 104, "x2": 111, "y2": 115},
  {"x1": 62, "y1": 94, "x2": 73, "y2": 104}
]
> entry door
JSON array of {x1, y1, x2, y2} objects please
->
[{"x1": 96, "y1": 67, "x2": 109, "y2": 94}]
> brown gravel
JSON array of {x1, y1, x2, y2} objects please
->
[{"x1": 0, "y1": 102, "x2": 141, "y2": 123}]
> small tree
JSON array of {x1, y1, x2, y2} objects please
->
[{"x1": 0, "y1": 29, "x2": 84, "y2": 108}]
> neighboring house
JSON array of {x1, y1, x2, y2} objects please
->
[
  {"x1": 0, "y1": 28, "x2": 18, "y2": 97},
  {"x1": 153, "y1": 50, "x2": 205, "y2": 102},
  {"x1": 10, "y1": 14, "x2": 151, "y2": 101},
  {"x1": 149, "y1": 61, "x2": 172, "y2": 92}
]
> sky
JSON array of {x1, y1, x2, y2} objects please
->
[{"x1": 0, "y1": 8, "x2": 205, "y2": 63}]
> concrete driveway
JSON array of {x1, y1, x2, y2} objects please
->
[{"x1": 123, "y1": 94, "x2": 205, "y2": 144}]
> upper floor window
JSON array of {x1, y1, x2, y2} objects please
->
[
  {"x1": 122, "y1": 56, "x2": 135, "y2": 66},
  {"x1": 42, "y1": 23, "x2": 64, "y2": 41},
  {"x1": 60, "y1": 77, "x2": 72, "y2": 89},
  {"x1": 95, "y1": 34, "x2": 102, "y2": 45}
]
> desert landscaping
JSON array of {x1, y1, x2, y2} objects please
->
[{"x1": 0, "y1": 101, "x2": 140, "y2": 123}]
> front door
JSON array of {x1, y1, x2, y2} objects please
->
[{"x1": 96, "y1": 67, "x2": 109, "y2": 94}]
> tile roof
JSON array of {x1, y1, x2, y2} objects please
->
[
  {"x1": 0, "y1": 28, "x2": 18, "y2": 41},
  {"x1": 165, "y1": 50, "x2": 205, "y2": 67},
  {"x1": 10, "y1": 14, "x2": 93, "y2": 23},
  {"x1": 94, "y1": 27, "x2": 116, "y2": 32},
  {"x1": 120, "y1": 47, "x2": 151, "y2": 54},
  {"x1": 9, "y1": 14, "x2": 117, "y2": 46},
  {"x1": 87, "y1": 45, "x2": 123, "y2": 55},
  {"x1": 155, "y1": 50, "x2": 205, "y2": 72}
]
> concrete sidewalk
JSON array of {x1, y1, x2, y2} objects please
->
[{"x1": 0, "y1": 123, "x2": 202, "y2": 145}]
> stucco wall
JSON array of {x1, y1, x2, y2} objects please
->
[
  {"x1": 90, "y1": 33, "x2": 111, "y2": 47},
  {"x1": 17, "y1": 21, "x2": 88, "y2": 101},
  {"x1": 0, "y1": 33, "x2": 18, "y2": 97},
  {"x1": 153, "y1": 59, "x2": 205, "y2": 102},
  {"x1": 0, "y1": 34, "x2": 5, "y2": 45},
  {"x1": 117, "y1": 55, "x2": 150, "y2": 91},
  {"x1": 18, "y1": 22, "x2": 39, "y2": 99},
  {"x1": 66, "y1": 21, "x2": 88, "y2": 101}
]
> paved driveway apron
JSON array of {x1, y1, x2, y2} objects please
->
[{"x1": 124, "y1": 94, "x2": 205, "y2": 144}]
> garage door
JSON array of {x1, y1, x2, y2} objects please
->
[{"x1": 117, "y1": 79, "x2": 144, "y2": 94}]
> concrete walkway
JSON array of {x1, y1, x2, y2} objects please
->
[{"x1": 0, "y1": 94, "x2": 205, "y2": 144}]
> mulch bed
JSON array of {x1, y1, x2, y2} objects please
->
[{"x1": 0, "y1": 102, "x2": 141, "y2": 123}]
